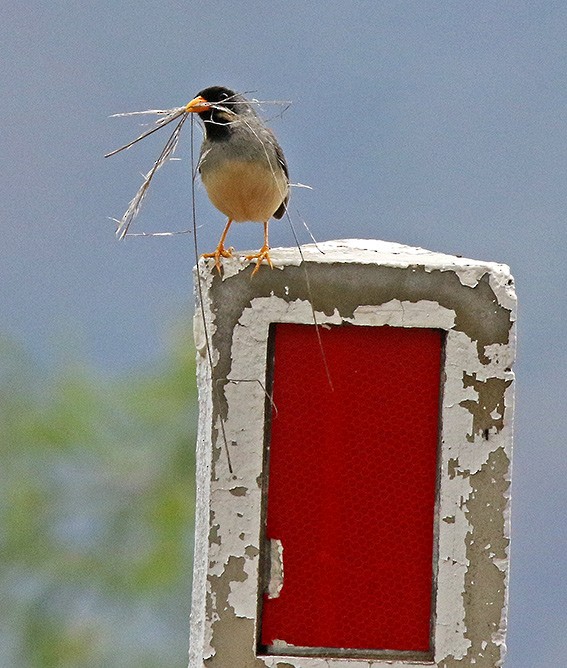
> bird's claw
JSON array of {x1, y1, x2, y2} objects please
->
[
  {"x1": 246, "y1": 245, "x2": 273, "y2": 276},
  {"x1": 201, "y1": 245, "x2": 234, "y2": 275}
]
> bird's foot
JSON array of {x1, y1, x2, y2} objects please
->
[
  {"x1": 246, "y1": 245, "x2": 273, "y2": 276},
  {"x1": 201, "y1": 245, "x2": 234, "y2": 275}
]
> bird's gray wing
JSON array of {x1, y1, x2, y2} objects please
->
[{"x1": 270, "y1": 131, "x2": 289, "y2": 220}]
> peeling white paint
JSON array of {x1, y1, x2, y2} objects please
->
[
  {"x1": 267, "y1": 539, "x2": 284, "y2": 599},
  {"x1": 351, "y1": 300, "x2": 456, "y2": 330}
]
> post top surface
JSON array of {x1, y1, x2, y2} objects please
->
[
  {"x1": 272, "y1": 238, "x2": 510, "y2": 274},
  {"x1": 199, "y1": 238, "x2": 514, "y2": 292}
]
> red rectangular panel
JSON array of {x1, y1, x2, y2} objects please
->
[{"x1": 260, "y1": 324, "x2": 443, "y2": 655}]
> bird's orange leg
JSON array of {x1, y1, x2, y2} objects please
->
[
  {"x1": 202, "y1": 219, "x2": 234, "y2": 274},
  {"x1": 246, "y1": 220, "x2": 273, "y2": 276}
]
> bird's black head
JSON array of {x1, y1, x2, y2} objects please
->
[
  {"x1": 185, "y1": 86, "x2": 254, "y2": 140},
  {"x1": 197, "y1": 86, "x2": 238, "y2": 106}
]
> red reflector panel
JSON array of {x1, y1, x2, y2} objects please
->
[{"x1": 261, "y1": 324, "x2": 443, "y2": 654}]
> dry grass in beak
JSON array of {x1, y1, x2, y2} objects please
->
[{"x1": 105, "y1": 106, "x2": 189, "y2": 239}]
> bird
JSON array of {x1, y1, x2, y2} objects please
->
[{"x1": 184, "y1": 86, "x2": 289, "y2": 276}]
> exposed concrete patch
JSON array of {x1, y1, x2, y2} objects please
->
[
  {"x1": 448, "y1": 458, "x2": 460, "y2": 480},
  {"x1": 209, "y1": 516, "x2": 221, "y2": 546},
  {"x1": 459, "y1": 374, "x2": 513, "y2": 442},
  {"x1": 439, "y1": 448, "x2": 511, "y2": 667},
  {"x1": 205, "y1": 556, "x2": 265, "y2": 668},
  {"x1": 245, "y1": 545, "x2": 260, "y2": 559}
]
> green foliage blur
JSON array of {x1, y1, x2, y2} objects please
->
[{"x1": 0, "y1": 329, "x2": 198, "y2": 667}]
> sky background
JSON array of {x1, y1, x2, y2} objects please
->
[{"x1": 2, "y1": 2, "x2": 566, "y2": 665}]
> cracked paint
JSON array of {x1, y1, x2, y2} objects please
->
[
  {"x1": 204, "y1": 556, "x2": 265, "y2": 668},
  {"x1": 189, "y1": 239, "x2": 516, "y2": 668}
]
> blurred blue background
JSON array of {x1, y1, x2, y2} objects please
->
[{"x1": 2, "y1": 2, "x2": 565, "y2": 665}]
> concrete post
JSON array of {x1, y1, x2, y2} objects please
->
[{"x1": 189, "y1": 239, "x2": 516, "y2": 668}]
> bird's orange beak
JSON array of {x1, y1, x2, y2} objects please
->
[{"x1": 185, "y1": 95, "x2": 211, "y2": 113}]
